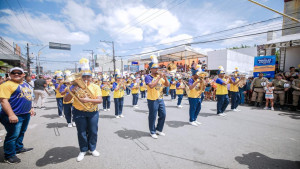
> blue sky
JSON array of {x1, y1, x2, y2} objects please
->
[{"x1": 0, "y1": 0, "x2": 284, "y2": 71}]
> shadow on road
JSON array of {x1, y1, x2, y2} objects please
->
[
  {"x1": 99, "y1": 115, "x2": 115, "y2": 119},
  {"x1": 46, "y1": 123, "x2": 67, "y2": 128},
  {"x1": 278, "y1": 112, "x2": 300, "y2": 120},
  {"x1": 198, "y1": 113, "x2": 218, "y2": 117},
  {"x1": 44, "y1": 107, "x2": 57, "y2": 110},
  {"x1": 41, "y1": 114, "x2": 59, "y2": 119},
  {"x1": 165, "y1": 121, "x2": 189, "y2": 128},
  {"x1": 36, "y1": 146, "x2": 78, "y2": 167},
  {"x1": 235, "y1": 152, "x2": 300, "y2": 169},
  {"x1": 165, "y1": 105, "x2": 178, "y2": 108},
  {"x1": 114, "y1": 128, "x2": 149, "y2": 140},
  {"x1": 134, "y1": 109, "x2": 148, "y2": 114}
]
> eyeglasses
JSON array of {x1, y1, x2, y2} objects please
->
[{"x1": 11, "y1": 72, "x2": 23, "y2": 75}]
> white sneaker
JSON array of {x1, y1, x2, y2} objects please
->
[
  {"x1": 156, "y1": 131, "x2": 166, "y2": 136},
  {"x1": 116, "y1": 116, "x2": 120, "y2": 119},
  {"x1": 67, "y1": 123, "x2": 72, "y2": 128},
  {"x1": 76, "y1": 152, "x2": 86, "y2": 162},
  {"x1": 271, "y1": 107, "x2": 274, "y2": 111},
  {"x1": 59, "y1": 116, "x2": 63, "y2": 118},
  {"x1": 233, "y1": 109, "x2": 238, "y2": 112},
  {"x1": 91, "y1": 150, "x2": 100, "y2": 157},
  {"x1": 120, "y1": 115, "x2": 124, "y2": 118},
  {"x1": 189, "y1": 121, "x2": 198, "y2": 126},
  {"x1": 223, "y1": 113, "x2": 227, "y2": 116},
  {"x1": 218, "y1": 113, "x2": 226, "y2": 116},
  {"x1": 72, "y1": 122, "x2": 76, "y2": 127},
  {"x1": 195, "y1": 121, "x2": 202, "y2": 125},
  {"x1": 107, "y1": 109, "x2": 110, "y2": 111},
  {"x1": 150, "y1": 133, "x2": 158, "y2": 139},
  {"x1": 264, "y1": 107, "x2": 268, "y2": 110},
  {"x1": 104, "y1": 109, "x2": 107, "y2": 112},
  {"x1": 236, "y1": 109, "x2": 241, "y2": 112}
]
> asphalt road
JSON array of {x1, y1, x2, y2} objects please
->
[{"x1": 0, "y1": 94, "x2": 300, "y2": 169}]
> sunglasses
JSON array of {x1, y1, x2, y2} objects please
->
[{"x1": 11, "y1": 72, "x2": 23, "y2": 75}]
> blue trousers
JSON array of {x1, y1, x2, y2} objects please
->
[
  {"x1": 239, "y1": 89, "x2": 245, "y2": 104},
  {"x1": 165, "y1": 87, "x2": 170, "y2": 96},
  {"x1": 132, "y1": 94, "x2": 139, "y2": 105},
  {"x1": 126, "y1": 88, "x2": 131, "y2": 95},
  {"x1": 170, "y1": 89, "x2": 176, "y2": 99},
  {"x1": 141, "y1": 91, "x2": 146, "y2": 98},
  {"x1": 114, "y1": 97, "x2": 124, "y2": 115},
  {"x1": 63, "y1": 103, "x2": 73, "y2": 123},
  {"x1": 177, "y1": 94, "x2": 183, "y2": 105},
  {"x1": 231, "y1": 92, "x2": 240, "y2": 109},
  {"x1": 200, "y1": 92, "x2": 205, "y2": 103},
  {"x1": 73, "y1": 108, "x2": 99, "y2": 152},
  {"x1": 147, "y1": 99, "x2": 166, "y2": 134},
  {"x1": 0, "y1": 113, "x2": 30, "y2": 159},
  {"x1": 56, "y1": 98, "x2": 63, "y2": 116},
  {"x1": 188, "y1": 98, "x2": 201, "y2": 122},
  {"x1": 216, "y1": 95, "x2": 229, "y2": 114},
  {"x1": 102, "y1": 96, "x2": 111, "y2": 109}
]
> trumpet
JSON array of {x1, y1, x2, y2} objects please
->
[{"x1": 182, "y1": 80, "x2": 190, "y2": 95}]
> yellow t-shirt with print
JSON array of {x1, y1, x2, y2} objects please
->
[
  {"x1": 101, "y1": 84, "x2": 111, "y2": 97},
  {"x1": 146, "y1": 76, "x2": 165, "y2": 100},
  {"x1": 131, "y1": 83, "x2": 139, "y2": 94},
  {"x1": 170, "y1": 82, "x2": 176, "y2": 89},
  {"x1": 188, "y1": 78, "x2": 202, "y2": 98},
  {"x1": 216, "y1": 78, "x2": 228, "y2": 95},
  {"x1": 176, "y1": 82, "x2": 184, "y2": 95},
  {"x1": 230, "y1": 78, "x2": 239, "y2": 92},
  {"x1": 140, "y1": 82, "x2": 146, "y2": 91},
  {"x1": 55, "y1": 83, "x2": 63, "y2": 98},
  {"x1": 72, "y1": 83, "x2": 102, "y2": 111},
  {"x1": 113, "y1": 82, "x2": 125, "y2": 98}
]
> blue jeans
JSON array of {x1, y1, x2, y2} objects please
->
[
  {"x1": 188, "y1": 98, "x2": 201, "y2": 122},
  {"x1": 170, "y1": 89, "x2": 176, "y2": 99},
  {"x1": 73, "y1": 108, "x2": 99, "y2": 152},
  {"x1": 63, "y1": 103, "x2": 73, "y2": 123},
  {"x1": 231, "y1": 92, "x2": 240, "y2": 109},
  {"x1": 200, "y1": 92, "x2": 205, "y2": 103},
  {"x1": 141, "y1": 91, "x2": 146, "y2": 98},
  {"x1": 177, "y1": 94, "x2": 183, "y2": 105},
  {"x1": 126, "y1": 88, "x2": 131, "y2": 95},
  {"x1": 239, "y1": 90, "x2": 245, "y2": 104},
  {"x1": 165, "y1": 87, "x2": 170, "y2": 96},
  {"x1": 56, "y1": 98, "x2": 63, "y2": 116},
  {"x1": 0, "y1": 113, "x2": 31, "y2": 159},
  {"x1": 147, "y1": 99, "x2": 166, "y2": 134},
  {"x1": 216, "y1": 95, "x2": 229, "y2": 114},
  {"x1": 114, "y1": 97, "x2": 124, "y2": 115},
  {"x1": 132, "y1": 94, "x2": 139, "y2": 105},
  {"x1": 102, "y1": 96, "x2": 111, "y2": 109}
]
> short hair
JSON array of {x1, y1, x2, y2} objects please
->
[
  {"x1": 290, "y1": 67, "x2": 295, "y2": 70},
  {"x1": 39, "y1": 75, "x2": 43, "y2": 79}
]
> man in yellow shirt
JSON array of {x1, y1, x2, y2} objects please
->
[
  {"x1": 100, "y1": 75, "x2": 111, "y2": 112},
  {"x1": 229, "y1": 72, "x2": 241, "y2": 112},
  {"x1": 140, "y1": 75, "x2": 146, "y2": 99},
  {"x1": 176, "y1": 76, "x2": 185, "y2": 108},
  {"x1": 130, "y1": 76, "x2": 139, "y2": 108},
  {"x1": 215, "y1": 67, "x2": 229, "y2": 116},
  {"x1": 170, "y1": 77, "x2": 177, "y2": 101},
  {"x1": 54, "y1": 74, "x2": 64, "y2": 118},
  {"x1": 145, "y1": 55, "x2": 169, "y2": 139},
  {"x1": 112, "y1": 69, "x2": 125, "y2": 118},
  {"x1": 64, "y1": 58, "x2": 102, "y2": 162}
]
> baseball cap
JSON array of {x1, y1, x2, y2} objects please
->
[{"x1": 10, "y1": 67, "x2": 24, "y2": 73}]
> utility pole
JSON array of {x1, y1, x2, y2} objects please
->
[
  {"x1": 100, "y1": 40, "x2": 115, "y2": 76},
  {"x1": 26, "y1": 43, "x2": 30, "y2": 75}
]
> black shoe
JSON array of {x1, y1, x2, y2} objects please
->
[
  {"x1": 249, "y1": 102, "x2": 255, "y2": 106},
  {"x1": 256, "y1": 103, "x2": 260, "y2": 107},
  {"x1": 16, "y1": 147, "x2": 33, "y2": 155},
  {"x1": 4, "y1": 156, "x2": 21, "y2": 164}
]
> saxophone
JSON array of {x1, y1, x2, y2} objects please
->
[{"x1": 67, "y1": 73, "x2": 98, "y2": 112}]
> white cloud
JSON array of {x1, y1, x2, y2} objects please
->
[
  {"x1": 0, "y1": 9, "x2": 90, "y2": 45},
  {"x1": 159, "y1": 34, "x2": 193, "y2": 45},
  {"x1": 227, "y1": 20, "x2": 248, "y2": 29},
  {"x1": 42, "y1": 52, "x2": 71, "y2": 59},
  {"x1": 62, "y1": 0, "x2": 103, "y2": 32}
]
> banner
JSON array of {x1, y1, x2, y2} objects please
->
[
  {"x1": 253, "y1": 55, "x2": 276, "y2": 78},
  {"x1": 124, "y1": 65, "x2": 139, "y2": 73}
]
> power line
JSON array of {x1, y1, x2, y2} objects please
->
[{"x1": 118, "y1": 25, "x2": 300, "y2": 58}]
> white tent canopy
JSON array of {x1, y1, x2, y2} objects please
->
[{"x1": 128, "y1": 45, "x2": 206, "y2": 63}]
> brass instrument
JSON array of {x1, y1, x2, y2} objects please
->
[
  {"x1": 182, "y1": 80, "x2": 190, "y2": 95},
  {"x1": 197, "y1": 72, "x2": 208, "y2": 98},
  {"x1": 167, "y1": 62, "x2": 177, "y2": 73},
  {"x1": 67, "y1": 73, "x2": 98, "y2": 111},
  {"x1": 237, "y1": 75, "x2": 247, "y2": 88}
]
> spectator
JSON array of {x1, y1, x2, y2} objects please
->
[
  {"x1": 0, "y1": 67, "x2": 34, "y2": 164},
  {"x1": 33, "y1": 75, "x2": 47, "y2": 109}
]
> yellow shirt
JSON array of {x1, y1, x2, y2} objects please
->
[
  {"x1": 101, "y1": 84, "x2": 111, "y2": 97},
  {"x1": 140, "y1": 81, "x2": 146, "y2": 91},
  {"x1": 188, "y1": 78, "x2": 202, "y2": 98},
  {"x1": 55, "y1": 83, "x2": 63, "y2": 98},
  {"x1": 230, "y1": 78, "x2": 239, "y2": 92},
  {"x1": 146, "y1": 75, "x2": 165, "y2": 100},
  {"x1": 216, "y1": 78, "x2": 228, "y2": 95},
  {"x1": 113, "y1": 82, "x2": 125, "y2": 98},
  {"x1": 176, "y1": 82, "x2": 184, "y2": 95},
  {"x1": 170, "y1": 81, "x2": 176, "y2": 89},
  {"x1": 72, "y1": 83, "x2": 102, "y2": 111},
  {"x1": 131, "y1": 83, "x2": 139, "y2": 94}
]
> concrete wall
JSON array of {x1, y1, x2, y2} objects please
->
[
  {"x1": 207, "y1": 49, "x2": 228, "y2": 70},
  {"x1": 284, "y1": 46, "x2": 300, "y2": 72}
]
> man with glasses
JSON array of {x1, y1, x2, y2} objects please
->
[{"x1": 0, "y1": 67, "x2": 35, "y2": 164}]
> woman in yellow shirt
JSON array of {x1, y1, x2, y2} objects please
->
[
  {"x1": 54, "y1": 76, "x2": 64, "y2": 118},
  {"x1": 101, "y1": 76, "x2": 112, "y2": 112},
  {"x1": 131, "y1": 77, "x2": 140, "y2": 108},
  {"x1": 229, "y1": 73, "x2": 241, "y2": 112},
  {"x1": 170, "y1": 77, "x2": 177, "y2": 101},
  {"x1": 140, "y1": 75, "x2": 146, "y2": 99},
  {"x1": 64, "y1": 58, "x2": 102, "y2": 162},
  {"x1": 112, "y1": 70, "x2": 125, "y2": 118},
  {"x1": 60, "y1": 79, "x2": 75, "y2": 128},
  {"x1": 215, "y1": 68, "x2": 230, "y2": 116},
  {"x1": 176, "y1": 77, "x2": 185, "y2": 108}
]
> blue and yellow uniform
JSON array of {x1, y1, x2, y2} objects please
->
[
  {"x1": 101, "y1": 83, "x2": 111, "y2": 110},
  {"x1": 55, "y1": 83, "x2": 64, "y2": 116},
  {"x1": 112, "y1": 82, "x2": 125, "y2": 116},
  {"x1": 131, "y1": 82, "x2": 139, "y2": 106},
  {"x1": 59, "y1": 84, "x2": 74, "y2": 124},
  {"x1": 0, "y1": 81, "x2": 32, "y2": 159},
  {"x1": 176, "y1": 82, "x2": 184, "y2": 106},
  {"x1": 216, "y1": 78, "x2": 229, "y2": 114},
  {"x1": 188, "y1": 78, "x2": 202, "y2": 122},
  {"x1": 230, "y1": 77, "x2": 240, "y2": 110},
  {"x1": 170, "y1": 80, "x2": 176, "y2": 100},
  {"x1": 140, "y1": 81, "x2": 146, "y2": 99},
  {"x1": 145, "y1": 74, "x2": 166, "y2": 134}
]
